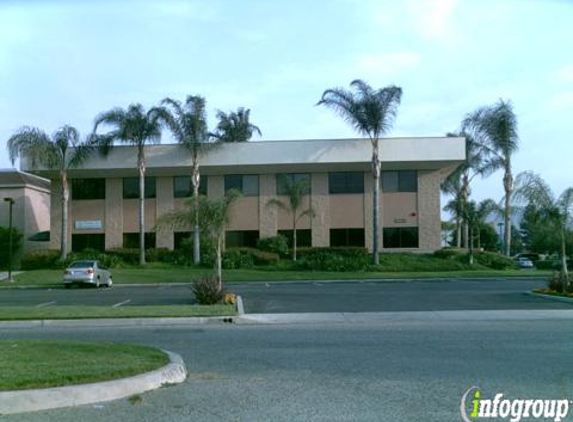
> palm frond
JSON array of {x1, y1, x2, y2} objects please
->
[{"x1": 7, "y1": 126, "x2": 58, "y2": 169}]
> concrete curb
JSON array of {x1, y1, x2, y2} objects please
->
[
  {"x1": 527, "y1": 291, "x2": 573, "y2": 304},
  {"x1": 0, "y1": 350, "x2": 187, "y2": 415},
  {"x1": 236, "y1": 295, "x2": 245, "y2": 315}
]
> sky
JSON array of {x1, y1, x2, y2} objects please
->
[{"x1": 0, "y1": 0, "x2": 572, "y2": 210}]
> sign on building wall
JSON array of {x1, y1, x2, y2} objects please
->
[{"x1": 75, "y1": 220, "x2": 102, "y2": 230}]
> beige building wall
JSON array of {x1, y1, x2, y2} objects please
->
[
  {"x1": 310, "y1": 173, "x2": 329, "y2": 247},
  {"x1": 330, "y1": 194, "x2": 364, "y2": 228},
  {"x1": 122, "y1": 199, "x2": 156, "y2": 233},
  {"x1": 228, "y1": 197, "x2": 259, "y2": 230},
  {"x1": 417, "y1": 170, "x2": 442, "y2": 252},
  {"x1": 382, "y1": 193, "x2": 418, "y2": 227},
  {"x1": 156, "y1": 177, "x2": 174, "y2": 248},
  {"x1": 259, "y1": 174, "x2": 277, "y2": 238},
  {"x1": 277, "y1": 196, "x2": 311, "y2": 230},
  {"x1": 105, "y1": 178, "x2": 123, "y2": 249}
]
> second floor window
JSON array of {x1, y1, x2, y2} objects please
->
[
  {"x1": 173, "y1": 176, "x2": 208, "y2": 198},
  {"x1": 123, "y1": 177, "x2": 156, "y2": 199},
  {"x1": 381, "y1": 170, "x2": 417, "y2": 193},
  {"x1": 71, "y1": 178, "x2": 106, "y2": 200},
  {"x1": 328, "y1": 172, "x2": 364, "y2": 194},
  {"x1": 225, "y1": 174, "x2": 259, "y2": 196},
  {"x1": 276, "y1": 173, "x2": 311, "y2": 195}
]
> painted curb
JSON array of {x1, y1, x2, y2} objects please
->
[
  {"x1": 527, "y1": 291, "x2": 573, "y2": 304},
  {"x1": 0, "y1": 350, "x2": 187, "y2": 415}
]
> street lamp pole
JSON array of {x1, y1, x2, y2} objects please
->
[{"x1": 4, "y1": 198, "x2": 14, "y2": 283}]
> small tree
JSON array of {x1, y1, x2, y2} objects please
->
[
  {"x1": 266, "y1": 175, "x2": 315, "y2": 261},
  {"x1": 0, "y1": 227, "x2": 23, "y2": 270}
]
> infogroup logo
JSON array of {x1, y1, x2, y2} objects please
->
[{"x1": 460, "y1": 387, "x2": 570, "y2": 422}]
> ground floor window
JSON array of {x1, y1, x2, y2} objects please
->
[
  {"x1": 72, "y1": 234, "x2": 105, "y2": 252},
  {"x1": 383, "y1": 227, "x2": 419, "y2": 248},
  {"x1": 278, "y1": 229, "x2": 312, "y2": 247},
  {"x1": 330, "y1": 228, "x2": 365, "y2": 247},
  {"x1": 122, "y1": 232, "x2": 156, "y2": 249},
  {"x1": 226, "y1": 230, "x2": 259, "y2": 248}
]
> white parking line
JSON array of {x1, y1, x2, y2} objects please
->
[
  {"x1": 112, "y1": 299, "x2": 131, "y2": 308},
  {"x1": 36, "y1": 301, "x2": 56, "y2": 308}
]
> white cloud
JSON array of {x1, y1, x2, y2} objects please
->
[
  {"x1": 405, "y1": 0, "x2": 459, "y2": 42},
  {"x1": 552, "y1": 64, "x2": 573, "y2": 84},
  {"x1": 358, "y1": 52, "x2": 421, "y2": 74},
  {"x1": 548, "y1": 91, "x2": 573, "y2": 111}
]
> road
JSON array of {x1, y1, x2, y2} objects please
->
[
  {"x1": 0, "y1": 278, "x2": 570, "y2": 313},
  {"x1": 2, "y1": 314, "x2": 573, "y2": 421}
]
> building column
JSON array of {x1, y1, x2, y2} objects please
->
[
  {"x1": 417, "y1": 170, "x2": 442, "y2": 252},
  {"x1": 155, "y1": 177, "x2": 174, "y2": 249},
  {"x1": 311, "y1": 173, "x2": 329, "y2": 247},
  {"x1": 259, "y1": 174, "x2": 277, "y2": 239},
  {"x1": 105, "y1": 178, "x2": 123, "y2": 250}
]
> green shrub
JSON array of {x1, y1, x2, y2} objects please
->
[
  {"x1": 433, "y1": 248, "x2": 466, "y2": 260},
  {"x1": 222, "y1": 247, "x2": 280, "y2": 269},
  {"x1": 374, "y1": 253, "x2": 472, "y2": 272},
  {"x1": 547, "y1": 271, "x2": 573, "y2": 293},
  {"x1": 297, "y1": 247, "x2": 370, "y2": 272},
  {"x1": 0, "y1": 227, "x2": 23, "y2": 270},
  {"x1": 257, "y1": 235, "x2": 289, "y2": 257},
  {"x1": 192, "y1": 274, "x2": 225, "y2": 305},
  {"x1": 20, "y1": 249, "x2": 62, "y2": 270},
  {"x1": 177, "y1": 236, "x2": 216, "y2": 267},
  {"x1": 106, "y1": 248, "x2": 140, "y2": 265},
  {"x1": 535, "y1": 260, "x2": 559, "y2": 270},
  {"x1": 146, "y1": 248, "x2": 177, "y2": 263},
  {"x1": 473, "y1": 251, "x2": 516, "y2": 270},
  {"x1": 65, "y1": 249, "x2": 123, "y2": 269}
]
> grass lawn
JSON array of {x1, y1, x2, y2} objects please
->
[
  {"x1": 4, "y1": 266, "x2": 551, "y2": 288},
  {"x1": 0, "y1": 340, "x2": 169, "y2": 391},
  {"x1": 0, "y1": 304, "x2": 235, "y2": 320}
]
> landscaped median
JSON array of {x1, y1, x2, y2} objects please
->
[{"x1": 0, "y1": 340, "x2": 187, "y2": 414}]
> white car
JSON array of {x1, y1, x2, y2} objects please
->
[
  {"x1": 63, "y1": 260, "x2": 113, "y2": 288},
  {"x1": 516, "y1": 257, "x2": 535, "y2": 269}
]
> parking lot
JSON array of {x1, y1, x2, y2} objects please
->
[{"x1": 0, "y1": 278, "x2": 570, "y2": 313}]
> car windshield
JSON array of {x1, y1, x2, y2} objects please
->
[{"x1": 69, "y1": 261, "x2": 95, "y2": 268}]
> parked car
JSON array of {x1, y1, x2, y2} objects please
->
[
  {"x1": 63, "y1": 260, "x2": 113, "y2": 288},
  {"x1": 516, "y1": 257, "x2": 535, "y2": 269}
]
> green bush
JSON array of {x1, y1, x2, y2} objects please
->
[
  {"x1": 106, "y1": 248, "x2": 140, "y2": 265},
  {"x1": 297, "y1": 247, "x2": 370, "y2": 272},
  {"x1": 192, "y1": 274, "x2": 225, "y2": 305},
  {"x1": 374, "y1": 253, "x2": 473, "y2": 272},
  {"x1": 547, "y1": 271, "x2": 573, "y2": 293},
  {"x1": 0, "y1": 227, "x2": 23, "y2": 270},
  {"x1": 535, "y1": 260, "x2": 559, "y2": 270},
  {"x1": 473, "y1": 251, "x2": 516, "y2": 270},
  {"x1": 257, "y1": 235, "x2": 289, "y2": 257},
  {"x1": 222, "y1": 247, "x2": 280, "y2": 269},
  {"x1": 146, "y1": 248, "x2": 178, "y2": 263},
  {"x1": 20, "y1": 249, "x2": 62, "y2": 270},
  {"x1": 65, "y1": 249, "x2": 123, "y2": 269},
  {"x1": 433, "y1": 248, "x2": 467, "y2": 261},
  {"x1": 177, "y1": 236, "x2": 216, "y2": 267}
]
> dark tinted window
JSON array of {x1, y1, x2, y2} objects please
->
[
  {"x1": 173, "y1": 176, "x2": 208, "y2": 198},
  {"x1": 329, "y1": 172, "x2": 364, "y2": 194},
  {"x1": 382, "y1": 171, "x2": 417, "y2": 193},
  {"x1": 71, "y1": 234, "x2": 105, "y2": 252},
  {"x1": 71, "y1": 179, "x2": 105, "y2": 200},
  {"x1": 383, "y1": 227, "x2": 419, "y2": 248},
  {"x1": 174, "y1": 232, "x2": 192, "y2": 249},
  {"x1": 278, "y1": 229, "x2": 312, "y2": 247},
  {"x1": 225, "y1": 230, "x2": 259, "y2": 248},
  {"x1": 276, "y1": 173, "x2": 311, "y2": 195},
  {"x1": 70, "y1": 261, "x2": 96, "y2": 268},
  {"x1": 123, "y1": 177, "x2": 156, "y2": 199},
  {"x1": 330, "y1": 228, "x2": 365, "y2": 247},
  {"x1": 122, "y1": 232, "x2": 156, "y2": 249},
  {"x1": 224, "y1": 175, "x2": 259, "y2": 196}
]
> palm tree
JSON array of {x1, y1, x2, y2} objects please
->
[
  {"x1": 212, "y1": 107, "x2": 262, "y2": 143},
  {"x1": 317, "y1": 80, "x2": 402, "y2": 264},
  {"x1": 443, "y1": 194, "x2": 463, "y2": 247},
  {"x1": 7, "y1": 126, "x2": 94, "y2": 261},
  {"x1": 153, "y1": 95, "x2": 214, "y2": 265},
  {"x1": 462, "y1": 199, "x2": 498, "y2": 264},
  {"x1": 463, "y1": 100, "x2": 518, "y2": 256},
  {"x1": 156, "y1": 190, "x2": 241, "y2": 290},
  {"x1": 513, "y1": 171, "x2": 573, "y2": 281},
  {"x1": 266, "y1": 175, "x2": 315, "y2": 261},
  {"x1": 93, "y1": 104, "x2": 162, "y2": 265}
]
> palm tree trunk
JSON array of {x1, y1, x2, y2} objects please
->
[
  {"x1": 215, "y1": 235, "x2": 222, "y2": 292},
  {"x1": 138, "y1": 151, "x2": 146, "y2": 265},
  {"x1": 60, "y1": 169, "x2": 69, "y2": 262},
  {"x1": 461, "y1": 178, "x2": 469, "y2": 249},
  {"x1": 468, "y1": 226, "x2": 474, "y2": 265},
  {"x1": 455, "y1": 218, "x2": 461, "y2": 248},
  {"x1": 192, "y1": 160, "x2": 201, "y2": 265},
  {"x1": 292, "y1": 213, "x2": 297, "y2": 262},
  {"x1": 462, "y1": 222, "x2": 469, "y2": 249},
  {"x1": 503, "y1": 163, "x2": 513, "y2": 256},
  {"x1": 372, "y1": 139, "x2": 381, "y2": 265},
  {"x1": 560, "y1": 226, "x2": 569, "y2": 290}
]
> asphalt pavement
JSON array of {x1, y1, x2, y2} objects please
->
[
  {"x1": 0, "y1": 278, "x2": 570, "y2": 312},
  {"x1": 2, "y1": 314, "x2": 573, "y2": 421}
]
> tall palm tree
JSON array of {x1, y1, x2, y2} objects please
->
[
  {"x1": 462, "y1": 199, "x2": 498, "y2": 264},
  {"x1": 463, "y1": 100, "x2": 518, "y2": 256},
  {"x1": 513, "y1": 171, "x2": 573, "y2": 281},
  {"x1": 317, "y1": 80, "x2": 402, "y2": 264},
  {"x1": 93, "y1": 104, "x2": 162, "y2": 265},
  {"x1": 153, "y1": 95, "x2": 215, "y2": 265},
  {"x1": 212, "y1": 107, "x2": 262, "y2": 143},
  {"x1": 266, "y1": 175, "x2": 315, "y2": 261},
  {"x1": 7, "y1": 126, "x2": 94, "y2": 261}
]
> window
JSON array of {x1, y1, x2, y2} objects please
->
[
  {"x1": 123, "y1": 177, "x2": 156, "y2": 199},
  {"x1": 382, "y1": 170, "x2": 417, "y2": 192},
  {"x1": 174, "y1": 232, "x2": 192, "y2": 249},
  {"x1": 224, "y1": 175, "x2": 259, "y2": 196},
  {"x1": 173, "y1": 176, "x2": 208, "y2": 198},
  {"x1": 330, "y1": 228, "x2": 365, "y2": 247},
  {"x1": 71, "y1": 179, "x2": 105, "y2": 200},
  {"x1": 225, "y1": 230, "x2": 259, "y2": 248},
  {"x1": 71, "y1": 234, "x2": 105, "y2": 252},
  {"x1": 383, "y1": 227, "x2": 419, "y2": 248},
  {"x1": 328, "y1": 172, "x2": 364, "y2": 194},
  {"x1": 122, "y1": 232, "x2": 156, "y2": 249},
  {"x1": 278, "y1": 229, "x2": 312, "y2": 247},
  {"x1": 276, "y1": 173, "x2": 311, "y2": 195}
]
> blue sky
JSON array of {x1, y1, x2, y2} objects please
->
[{"x1": 1, "y1": 0, "x2": 572, "y2": 205}]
